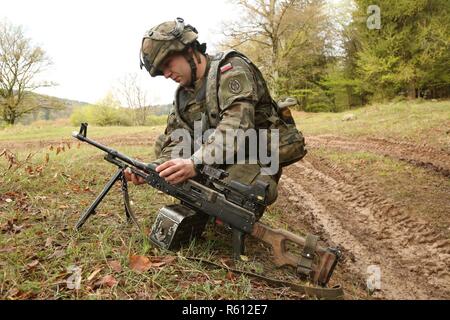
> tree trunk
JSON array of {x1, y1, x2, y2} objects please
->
[{"x1": 407, "y1": 81, "x2": 417, "y2": 99}]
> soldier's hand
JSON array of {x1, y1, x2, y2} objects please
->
[
  {"x1": 124, "y1": 168, "x2": 146, "y2": 185},
  {"x1": 156, "y1": 158, "x2": 197, "y2": 185}
]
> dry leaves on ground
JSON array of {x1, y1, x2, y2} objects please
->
[
  {"x1": 129, "y1": 255, "x2": 176, "y2": 272},
  {"x1": 94, "y1": 275, "x2": 118, "y2": 288}
]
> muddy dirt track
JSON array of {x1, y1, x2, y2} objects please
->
[{"x1": 276, "y1": 135, "x2": 450, "y2": 299}]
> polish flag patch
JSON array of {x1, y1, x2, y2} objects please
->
[{"x1": 220, "y1": 63, "x2": 233, "y2": 73}]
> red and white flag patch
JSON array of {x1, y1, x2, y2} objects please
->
[{"x1": 220, "y1": 63, "x2": 233, "y2": 73}]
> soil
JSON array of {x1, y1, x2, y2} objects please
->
[
  {"x1": 0, "y1": 133, "x2": 157, "y2": 151},
  {"x1": 273, "y1": 135, "x2": 450, "y2": 299}
]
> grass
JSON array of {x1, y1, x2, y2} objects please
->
[
  {"x1": 0, "y1": 141, "x2": 307, "y2": 300},
  {"x1": 294, "y1": 99, "x2": 450, "y2": 151},
  {"x1": 0, "y1": 124, "x2": 165, "y2": 143}
]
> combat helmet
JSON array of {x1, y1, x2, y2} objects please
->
[{"x1": 140, "y1": 17, "x2": 206, "y2": 84}]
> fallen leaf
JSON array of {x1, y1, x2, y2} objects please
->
[
  {"x1": 108, "y1": 260, "x2": 122, "y2": 273},
  {"x1": 27, "y1": 260, "x2": 39, "y2": 269},
  {"x1": 226, "y1": 271, "x2": 236, "y2": 281},
  {"x1": 45, "y1": 237, "x2": 53, "y2": 247},
  {"x1": 151, "y1": 256, "x2": 176, "y2": 268},
  {"x1": 0, "y1": 246, "x2": 15, "y2": 253},
  {"x1": 56, "y1": 146, "x2": 61, "y2": 155},
  {"x1": 94, "y1": 275, "x2": 118, "y2": 288},
  {"x1": 7, "y1": 288, "x2": 19, "y2": 298},
  {"x1": 239, "y1": 255, "x2": 249, "y2": 262},
  {"x1": 48, "y1": 249, "x2": 65, "y2": 260},
  {"x1": 220, "y1": 257, "x2": 235, "y2": 269},
  {"x1": 12, "y1": 224, "x2": 23, "y2": 233},
  {"x1": 129, "y1": 255, "x2": 152, "y2": 272},
  {"x1": 70, "y1": 185, "x2": 80, "y2": 192},
  {"x1": 87, "y1": 268, "x2": 103, "y2": 282},
  {"x1": 34, "y1": 165, "x2": 44, "y2": 174}
]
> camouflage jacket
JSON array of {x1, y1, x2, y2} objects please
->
[{"x1": 154, "y1": 50, "x2": 276, "y2": 169}]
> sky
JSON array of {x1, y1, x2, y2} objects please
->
[{"x1": 1, "y1": 0, "x2": 237, "y2": 105}]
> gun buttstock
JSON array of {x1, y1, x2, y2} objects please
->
[
  {"x1": 252, "y1": 222, "x2": 308, "y2": 267},
  {"x1": 251, "y1": 222, "x2": 338, "y2": 286}
]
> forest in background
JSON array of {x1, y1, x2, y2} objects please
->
[
  {"x1": 221, "y1": 0, "x2": 450, "y2": 112},
  {"x1": 1, "y1": 0, "x2": 449, "y2": 126}
]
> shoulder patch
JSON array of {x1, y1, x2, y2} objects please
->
[
  {"x1": 228, "y1": 78, "x2": 242, "y2": 94},
  {"x1": 220, "y1": 63, "x2": 233, "y2": 74}
]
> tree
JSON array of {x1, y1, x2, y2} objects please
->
[
  {"x1": 0, "y1": 19, "x2": 56, "y2": 125},
  {"x1": 221, "y1": 0, "x2": 336, "y2": 109},
  {"x1": 348, "y1": 0, "x2": 450, "y2": 100},
  {"x1": 115, "y1": 73, "x2": 150, "y2": 126}
]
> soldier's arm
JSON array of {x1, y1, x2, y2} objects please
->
[
  {"x1": 153, "y1": 106, "x2": 186, "y2": 165},
  {"x1": 192, "y1": 57, "x2": 259, "y2": 165}
]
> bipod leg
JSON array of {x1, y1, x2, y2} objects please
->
[
  {"x1": 75, "y1": 168, "x2": 123, "y2": 230},
  {"x1": 120, "y1": 172, "x2": 142, "y2": 232}
]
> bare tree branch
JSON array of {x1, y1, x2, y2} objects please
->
[
  {"x1": 0, "y1": 19, "x2": 55, "y2": 124},
  {"x1": 114, "y1": 73, "x2": 150, "y2": 126}
]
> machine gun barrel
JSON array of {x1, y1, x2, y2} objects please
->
[{"x1": 72, "y1": 124, "x2": 153, "y2": 173}]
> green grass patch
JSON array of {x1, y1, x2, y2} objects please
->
[
  {"x1": 0, "y1": 142, "x2": 309, "y2": 300},
  {"x1": 295, "y1": 99, "x2": 450, "y2": 150}
]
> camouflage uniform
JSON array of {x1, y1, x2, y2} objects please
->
[
  {"x1": 140, "y1": 18, "x2": 281, "y2": 208},
  {"x1": 153, "y1": 52, "x2": 281, "y2": 206}
]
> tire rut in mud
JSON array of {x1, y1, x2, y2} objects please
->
[{"x1": 279, "y1": 159, "x2": 450, "y2": 299}]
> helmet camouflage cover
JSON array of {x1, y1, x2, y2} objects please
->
[{"x1": 140, "y1": 17, "x2": 199, "y2": 77}]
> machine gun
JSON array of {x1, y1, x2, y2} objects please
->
[{"x1": 72, "y1": 123, "x2": 341, "y2": 287}]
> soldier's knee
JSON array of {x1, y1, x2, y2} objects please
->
[
  {"x1": 256, "y1": 174, "x2": 278, "y2": 205},
  {"x1": 223, "y1": 163, "x2": 279, "y2": 206}
]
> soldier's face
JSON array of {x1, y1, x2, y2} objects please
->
[{"x1": 161, "y1": 54, "x2": 192, "y2": 87}]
